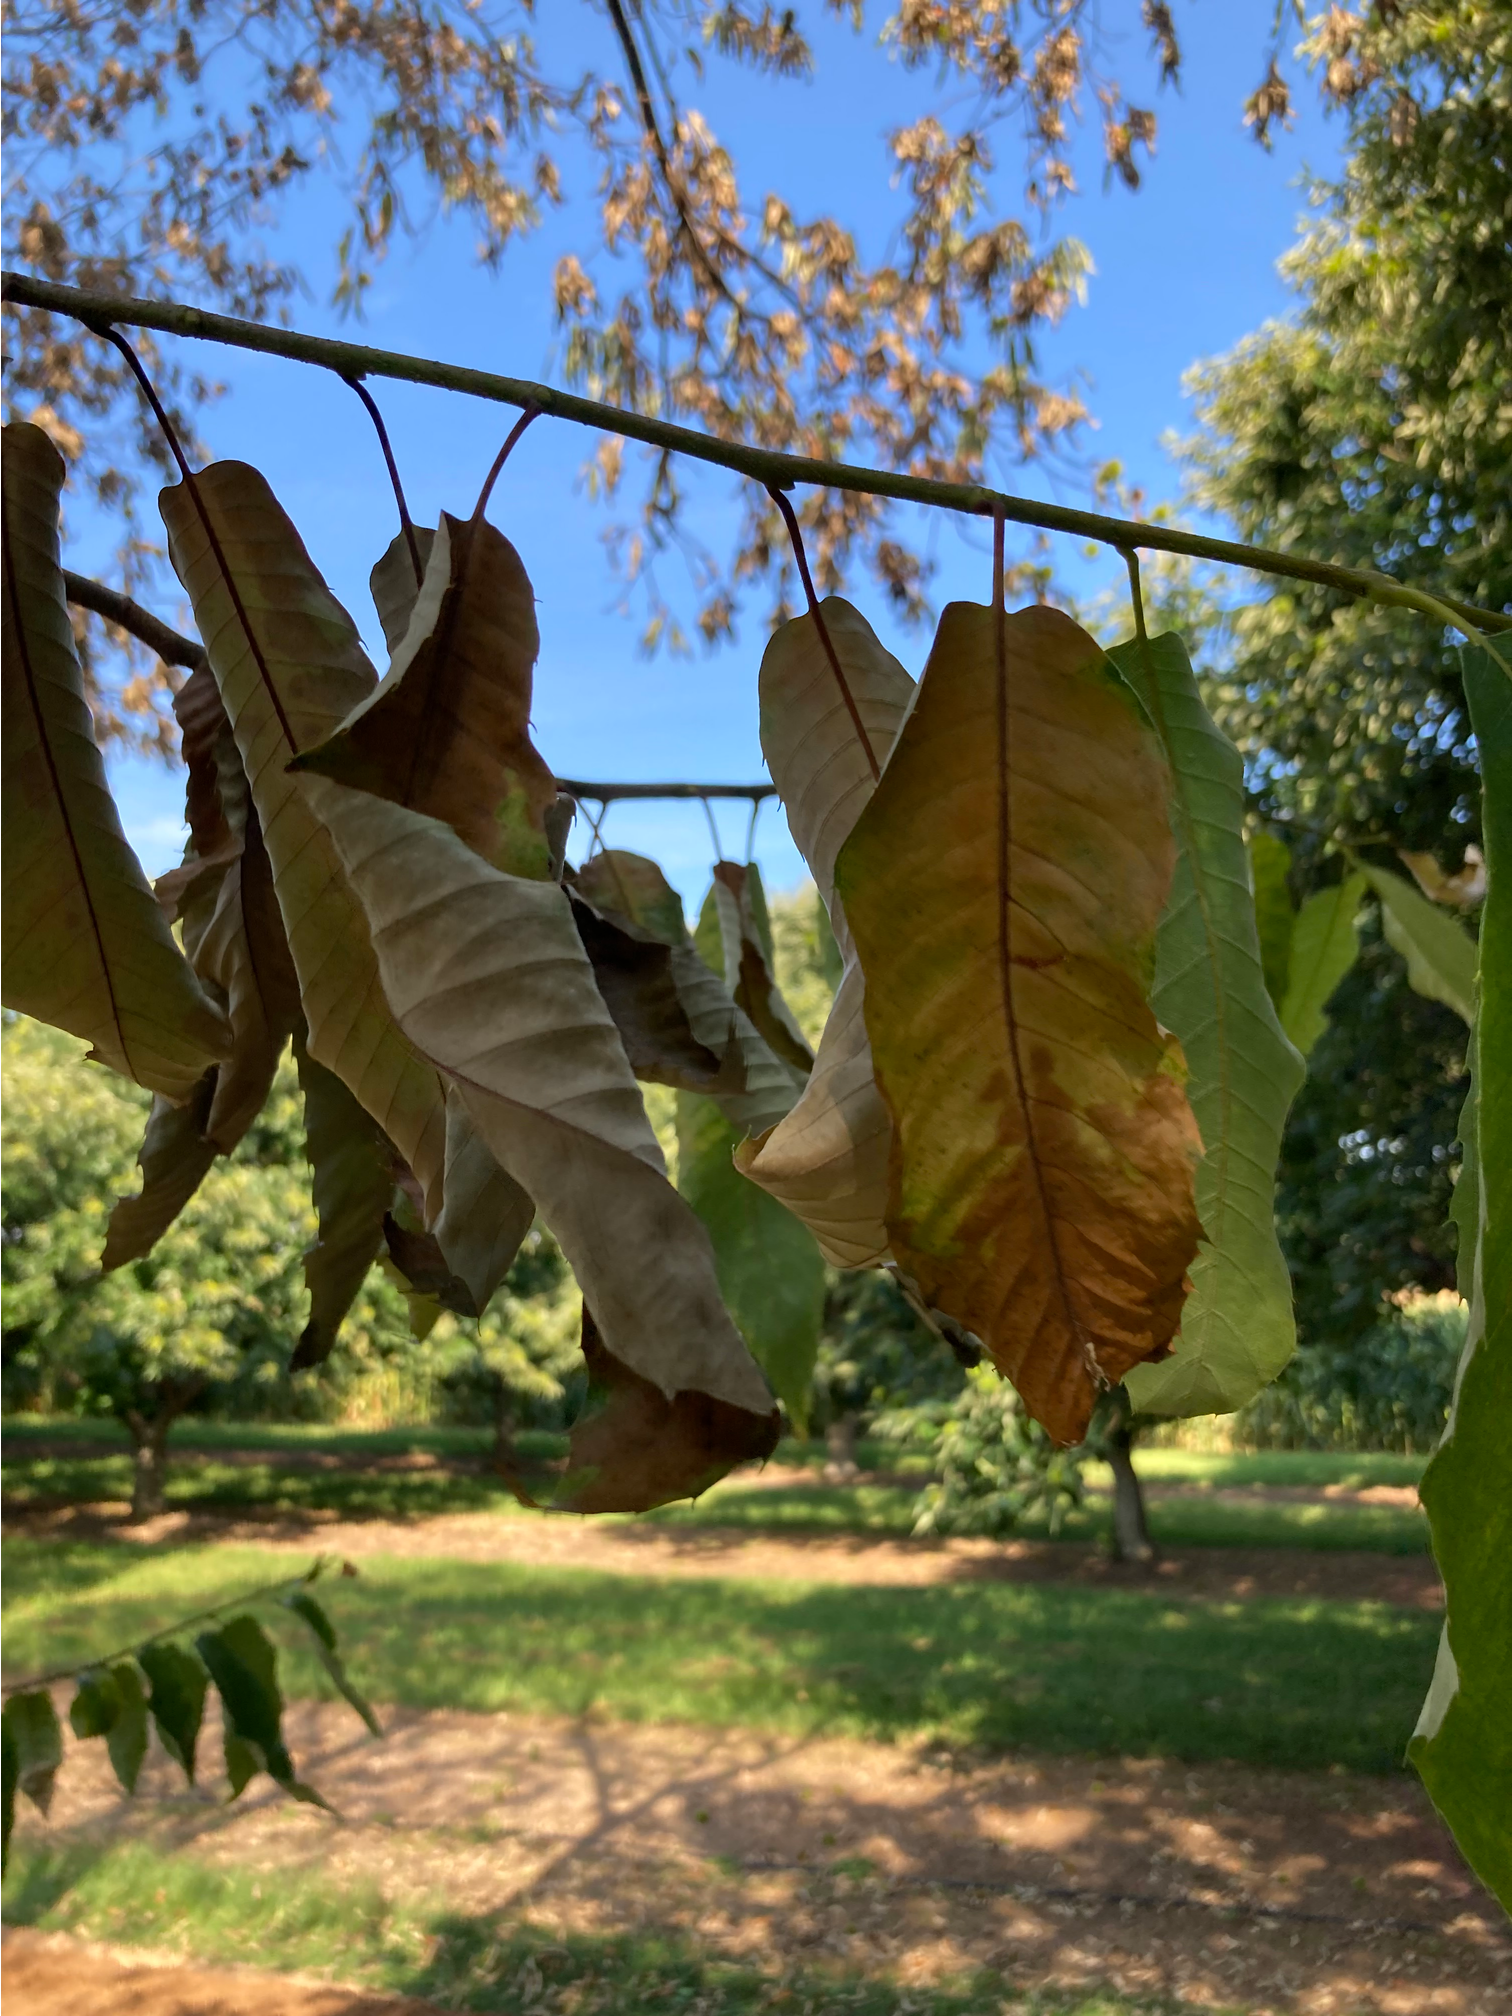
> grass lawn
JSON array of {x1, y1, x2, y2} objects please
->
[
  {"x1": 1, "y1": 1538, "x2": 1436, "y2": 1774},
  {"x1": 2, "y1": 1839, "x2": 1191, "y2": 2016}
]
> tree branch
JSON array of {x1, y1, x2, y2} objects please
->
[
  {"x1": 9, "y1": 272, "x2": 1507, "y2": 638},
  {"x1": 64, "y1": 569, "x2": 206, "y2": 670},
  {"x1": 559, "y1": 779, "x2": 774, "y2": 801}
]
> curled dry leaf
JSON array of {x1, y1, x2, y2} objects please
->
[
  {"x1": 293, "y1": 512, "x2": 559, "y2": 879},
  {"x1": 317, "y1": 785, "x2": 778, "y2": 1499},
  {"x1": 370, "y1": 526, "x2": 436, "y2": 656},
  {"x1": 425, "y1": 1083, "x2": 536, "y2": 1316},
  {"x1": 159, "y1": 463, "x2": 450, "y2": 1220},
  {"x1": 574, "y1": 850, "x2": 797, "y2": 1136},
  {"x1": 1, "y1": 421, "x2": 229, "y2": 1098},
  {"x1": 735, "y1": 598, "x2": 915, "y2": 1266},
  {"x1": 502, "y1": 1307, "x2": 779, "y2": 1515},
  {"x1": 1111, "y1": 633, "x2": 1305, "y2": 1418},
  {"x1": 569, "y1": 885, "x2": 729, "y2": 1093},
  {"x1": 834, "y1": 602, "x2": 1202, "y2": 1444},
  {"x1": 698, "y1": 861, "x2": 814, "y2": 1079}
]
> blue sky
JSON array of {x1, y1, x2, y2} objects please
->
[{"x1": 91, "y1": 7, "x2": 1344, "y2": 910}]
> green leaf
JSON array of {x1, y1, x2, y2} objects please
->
[
  {"x1": 1359, "y1": 863, "x2": 1477, "y2": 1027},
  {"x1": 1247, "y1": 827, "x2": 1294, "y2": 1011},
  {"x1": 69, "y1": 1667, "x2": 123, "y2": 1741},
  {"x1": 3, "y1": 1689, "x2": 62, "y2": 1819},
  {"x1": 1278, "y1": 874, "x2": 1366, "y2": 1059},
  {"x1": 1409, "y1": 644, "x2": 1511, "y2": 1911},
  {"x1": 196, "y1": 1615, "x2": 327, "y2": 1807},
  {"x1": 675, "y1": 1091, "x2": 826, "y2": 1433},
  {"x1": 282, "y1": 1589, "x2": 382, "y2": 1737},
  {"x1": 1112, "y1": 634, "x2": 1306, "y2": 1417},
  {"x1": 105, "y1": 1660, "x2": 149, "y2": 1794},
  {"x1": 138, "y1": 1641, "x2": 207, "y2": 1785}
]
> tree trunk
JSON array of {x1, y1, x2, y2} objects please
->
[
  {"x1": 1105, "y1": 1403, "x2": 1155, "y2": 1564},
  {"x1": 823, "y1": 1413, "x2": 859, "y2": 1482},
  {"x1": 127, "y1": 1415, "x2": 171, "y2": 1522},
  {"x1": 492, "y1": 1381, "x2": 518, "y2": 1466}
]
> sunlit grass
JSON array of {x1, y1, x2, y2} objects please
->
[{"x1": 1, "y1": 1538, "x2": 1435, "y2": 1773}]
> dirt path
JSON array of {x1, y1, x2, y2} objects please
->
[
  {"x1": 3, "y1": 1929, "x2": 441, "y2": 2015},
  {"x1": 10, "y1": 1498, "x2": 1443, "y2": 1608},
  {"x1": 9, "y1": 1700, "x2": 1507, "y2": 2014}
]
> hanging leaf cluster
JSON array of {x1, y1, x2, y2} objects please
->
[
  {"x1": 1, "y1": 1561, "x2": 375, "y2": 1872},
  {"x1": 0, "y1": 414, "x2": 1491, "y2": 1476}
]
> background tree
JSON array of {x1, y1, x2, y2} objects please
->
[{"x1": 5, "y1": 0, "x2": 1395, "y2": 738}]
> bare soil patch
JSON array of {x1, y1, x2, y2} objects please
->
[
  {"x1": 10, "y1": 1701, "x2": 1507, "y2": 2014},
  {"x1": 9, "y1": 1500, "x2": 1443, "y2": 1609},
  {"x1": 3, "y1": 1928, "x2": 441, "y2": 2015}
]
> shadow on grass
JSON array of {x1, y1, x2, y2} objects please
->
[
  {"x1": 2, "y1": 1837, "x2": 1183, "y2": 2016},
  {"x1": 2, "y1": 1539, "x2": 1437, "y2": 1773}
]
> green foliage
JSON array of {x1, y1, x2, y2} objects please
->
[
  {"x1": 675, "y1": 1092, "x2": 825, "y2": 1431},
  {"x1": 428, "y1": 1226, "x2": 581, "y2": 1450},
  {"x1": 810, "y1": 1269, "x2": 961, "y2": 1439},
  {"x1": 900, "y1": 1366, "x2": 1086, "y2": 1540},
  {"x1": 1182, "y1": 1, "x2": 1511, "y2": 851},
  {"x1": 1111, "y1": 630, "x2": 1304, "y2": 1416},
  {"x1": 1277, "y1": 920, "x2": 1468, "y2": 1348},
  {"x1": 1236, "y1": 1292, "x2": 1466, "y2": 1456},
  {"x1": 1410, "y1": 645, "x2": 1512, "y2": 1910},
  {"x1": 1279, "y1": 874, "x2": 1367, "y2": 1060},
  {"x1": 1359, "y1": 864, "x2": 1477, "y2": 1028}
]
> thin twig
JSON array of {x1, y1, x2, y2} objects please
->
[
  {"x1": 1, "y1": 1560, "x2": 327, "y2": 1697},
  {"x1": 63, "y1": 571, "x2": 205, "y2": 670},
  {"x1": 342, "y1": 374, "x2": 423, "y2": 585},
  {"x1": 7, "y1": 274, "x2": 1505, "y2": 637},
  {"x1": 473, "y1": 402, "x2": 541, "y2": 520},
  {"x1": 769, "y1": 486, "x2": 879, "y2": 780}
]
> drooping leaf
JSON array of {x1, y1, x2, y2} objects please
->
[
  {"x1": 101, "y1": 1072, "x2": 219, "y2": 1272},
  {"x1": 70, "y1": 1667, "x2": 122, "y2": 1741},
  {"x1": 573, "y1": 850, "x2": 797, "y2": 1136},
  {"x1": 696, "y1": 862, "x2": 814, "y2": 1079},
  {"x1": 281, "y1": 1589, "x2": 382, "y2": 1737},
  {"x1": 1277, "y1": 874, "x2": 1367, "y2": 1059},
  {"x1": 735, "y1": 599, "x2": 916, "y2": 1266},
  {"x1": 1, "y1": 420, "x2": 230, "y2": 1096},
  {"x1": 370, "y1": 525, "x2": 436, "y2": 655},
  {"x1": 159, "y1": 462, "x2": 450, "y2": 1221},
  {"x1": 294, "y1": 512, "x2": 558, "y2": 879},
  {"x1": 835, "y1": 603, "x2": 1202, "y2": 1444},
  {"x1": 1110, "y1": 633, "x2": 1306, "y2": 1416},
  {"x1": 3, "y1": 1689, "x2": 62, "y2": 1819},
  {"x1": 1409, "y1": 644, "x2": 1511, "y2": 1910},
  {"x1": 570, "y1": 885, "x2": 730, "y2": 1094},
  {"x1": 196, "y1": 1615, "x2": 326, "y2": 1806},
  {"x1": 1360, "y1": 863, "x2": 1477, "y2": 1027},
  {"x1": 1247, "y1": 826, "x2": 1295, "y2": 1012},
  {"x1": 291, "y1": 1033, "x2": 397, "y2": 1370},
  {"x1": 427, "y1": 1084, "x2": 537, "y2": 1316},
  {"x1": 504, "y1": 1306, "x2": 779, "y2": 1514},
  {"x1": 137, "y1": 1640, "x2": 207, "y2": 1784},
  {"x1": 318, "y1": 786, "x2": 780, "y2": 1504},
  {"x1": 676, "y1": 1090, "x2": 826, "y2": 1432},
  {"x1": 104, "y1": 1660, "x2": 148, "y2": 1794}
]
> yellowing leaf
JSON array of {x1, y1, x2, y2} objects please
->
[
  {"x1": 734, "y1": 599, "x2": 915, "y2": 1266},
  {"x1": 834, "y1": 603, "x2": 1202, "y2": 1444},
  {"x1": 1110, "y1": 633, "x2": 1306, "y2": 1418},
  {"x1": 1278, "y1": 874, "x2": 1366, "y2": 1059},
  {"x1": 159, "y1": 463, "x2": 451, "y2": 1219},
  {"x1": 319, "y1": 786, "x2": 779, "y2": 1502},
  {"x1": 294, "y1": 513, "x2": 558, "y2": 878},
  {"x1": 1, "y1": 421, "x2": 229, "y2": 1098}
]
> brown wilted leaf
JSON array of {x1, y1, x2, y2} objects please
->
[
  {"x1": 500, "y1": 1307, "x2": 779, "y2": 1515},
  {"x1": 834, "y1": 602, "x2": 1202, "y2": 1443},
  {"x1": 293, "y1": 512, "x2": 559, "y2": 878},
  {"x1": 575, "y1": 850, "x2": 798, "y2": 1136},
  {"x1": 734, "y1": 598, "x2": 914, "y2": 1266},
  {"x1": 569, "y1": 884, "x2": 729, "y2": 1094},
  {"x1": 291, "y1": 1033, "x2": 399, "y2": 1370},
  {"x1": 698, "y1": 860, "x2": 814, "y2": 1080},
  {"x1": 316, "y1": 785, "x2": 779, "y2": 1484},
  {"x1": 100, "y1": 1073, "x2": 219, "y2": 1271},
  {"x1": 2, "y1": 421, "x2": 230, "y2": 1098}
]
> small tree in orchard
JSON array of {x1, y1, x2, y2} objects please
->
[{"x1": 433, "y1": 1227, "x2": 582, "y2": 1462}]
